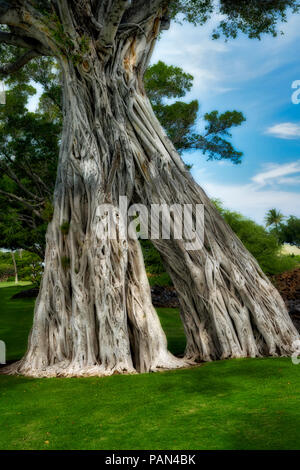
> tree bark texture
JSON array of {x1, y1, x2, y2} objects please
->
[{"x1": 2, "y1": 2, "x2": 298, "y2": 377}]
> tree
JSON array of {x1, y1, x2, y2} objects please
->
[
  {"x1": 278, "y1": 216, "x2": 300, "y2": 248},
  {"x1": 0, "y1": 83, "x2": 60, "y2": 257},
  {"x1": 145, "y1": 61, "x2": 245, "y2": 162},
  {"x1": 265, "y1": 208, "x2": 285, "y2": 231},
  {"x1": 10, "y1": 250, "x2": 18, "y2": 284},
  {"x1": 0, "y1": 61, "x2": 246, "y2": 257},
  {"x1": 214, "y1": 202, "x2": 299, "y2": 275},
  {"x1": 0, "y1": 248, "x2": 42, "y2": 283},
  {"x1": 0, "y1": 0, "x2": 298, "y2": 378}
]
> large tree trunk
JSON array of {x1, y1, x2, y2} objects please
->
[
  {"x1": 4, "y1": 16, "x2": 185, "y2": 377},
  {"x1": 131, "y1": 111, "x2": 299, "y2": 360},
  {"x1": 3, "y1": 6, "x2": 298, "y2": 377}
]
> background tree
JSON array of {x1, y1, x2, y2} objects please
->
[
  {"x1": 10, "y1": 250, "x2": 18, "y2": 284},
  {"x1": 216, "y1": 203, "x2": 299, "y2": 275},
  {"x1": 0, "y1": 0, "x2": 298, "y2": 378},
  {"x1": 265, "y1": 208, "x2": 285, "y2": 231},
  {"x1": 0, "y1": 249, "x2": 42, "y2": 284},
  {"x1": 0, "y1": 82, "x2": 60, "y2": 257},
  {"x1": 277, "y1": 216, "x2": 300, "y2": 248},
  {"x1": 145, "y1": 61, "x2": 245, "y2": 163}
]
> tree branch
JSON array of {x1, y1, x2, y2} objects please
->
[
  {"x1": 1, "y1": 152, "x2": 54, "y2": 198},
  {"x1": 53, "y1": 0, "x2": 77, "y2": 41},
  {"x1": 0, "y1": 1, "x2": 23, "y2": 28},
  {"x1": 0, "y1": 31, "x2": 37, "y2": 49},
  {"x1": 0, "y1": 161, "x2": 44, "y2": 202},
  {"x1": 0, "y1": 189, "x2": 44, "y2": 219},
  {"x1": 121, "y1": 0, "x2": 168, "y2": 26},
  {"x1": 0, "y1": 49, "x2": 41, "y2": 75},
  {"x1": 0, "y1": 2, "x2": 55, "y2": 58},
  {"x1": 97, "y1": 0, "x2": 132, "y2": 49},
  {"x1": 0, "y1": 31, "x2": 50, "y2": 54}
]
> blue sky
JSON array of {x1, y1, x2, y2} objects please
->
[{"x1": 152, "y1": 13, "x2": 300, "y2": 224}]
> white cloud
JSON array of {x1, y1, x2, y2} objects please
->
[
  {"x1": 152, "y1": 13, "x2": 300, "y2": 103},
  {"x1": 265, "y1": 123, "x2": 300, "y2": 139},
  {"x1": 193, "y1": 161, "x2": 300, "y2": 224},
  {"x1": 151, "y1": 20, "x2": 231, "y2": 98},
  {"x1": 153, "y1": 15, "x2": 300, "y2": 224},
  {"x1": 251, "y1": 161, "x2": 300, "y2": 186},
  {"x1": 201, "y1": 181, "x2": 300, "y2": 224}
]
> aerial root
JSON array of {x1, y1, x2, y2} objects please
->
[{"x1": 0, "y1": 355, "x2": 192, "y2": 378}]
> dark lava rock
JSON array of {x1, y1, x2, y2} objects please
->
[
  {"x1": 285, "y1": 299, "x2": 300, "y2": 332},
  {"x1": 9, "y1": 272, "x2": 300, "y2": 332},
  {"x1": 151, "y1": 285, "x2": 180, "y2": 309}
]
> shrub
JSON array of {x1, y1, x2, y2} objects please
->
[{"x1": 213, "y1": 202, "x2": 300, "y2": 276}]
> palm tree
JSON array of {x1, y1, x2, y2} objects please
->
[{"x1": 265, "y1": 209, "x2": 285, "y2": 230}]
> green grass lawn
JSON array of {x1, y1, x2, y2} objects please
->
[
  {"x1": 0, "y1": 283, "x2": 186, "y2": 361},
  {"x1": 0, "y1": 282, "x2": 299, "y2": 450},
  {"x1": 0, "y1": 282, "x2": 33, "y2": 362}
]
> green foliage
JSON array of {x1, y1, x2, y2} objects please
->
[
  {"x1": 145, "y1": 61, "x2": 193, "y2": 105},
  {"x1": 170, "y1": 0, "x2": 300, "y2": 39},
  {"x1": 42, "y1": 201, "x2": 54, "y2": 223},
  {"x1": 264, "y1": 209, "x2": 300, "y2": 249},
  {"x1": 0, "y1": 252, "x2": 14, "y2": 280},
  {"x1": 190, "y1": 110, "x2": 246, "y2": 164},
  {"x1": 277, "y1": 216, "x2": 300, "y2": 247},
  {"x1": 145, "y1": 61, "x2": 245, "y2": 162},
  {"x1": 0, "y1": 250, "x2": 43, "y2": 284},
  {"x1": 17, "y1": 251, "x2": 43, "y2": 286},
  {"x1": 144, "y1": 62, "x2": 198, "y2": 153},
  {"x1": 60, "y1": 221, "x2": 70, "y2": 236},
  {"x1": 214, "y1": 0, "x2": 300, "y2": 40},
  {"x1": 213, "y1": 202, "x2": 300, "y2": 275},
  {"x1": 79, "y1": 35, "x2": 91, "y2": 55},
  {"x1": 148, "y1": 272, "x2": 173, "y2": 287},
  {"x1": 46, "y1": 12, "x2": 75, "y2": 53},
  {"x1": 141, "y1": 240, "x2": 165, "y2": 274},
  {"x1": 154, "y1": 99, "x2": 200, "y2": 152},
  {"x1": 61, "y1": 256, "x2": 70, "y2": 270},
  {"x1": 0, "y1": 76, "x2": 60, "y2": 256},
  {"x1": 265, "y1": 208, "x2": 285, "y2": 228}
]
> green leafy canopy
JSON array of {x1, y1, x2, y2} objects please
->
[
  {"x1": 170, "y1": 0, "x2": 300, "y2": 39},
  {"x1": 145, "y1": 61, "x2": 245, "y2": 163}
]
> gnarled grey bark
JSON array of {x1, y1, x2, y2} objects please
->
[
  {"x1": 124, "y1": 71, "x2": 298, "y2": 362},
  {"x1": 2, "y1": 2, "x2": 298, "y2": 377},
  {"x1": 4, "y1": 13, "x2": 185, "y2": 377}
]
